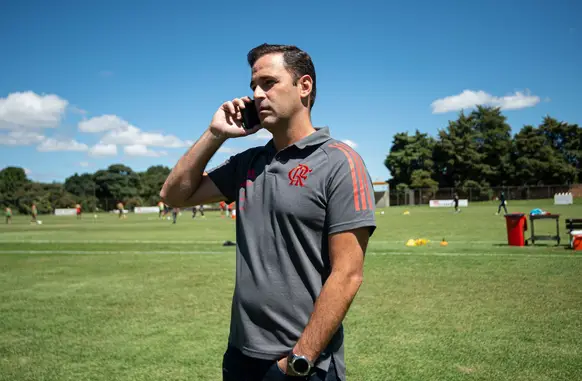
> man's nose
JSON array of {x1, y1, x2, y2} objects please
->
[{"x1": 253, "y1": 86, "x2": 266, "y2": 100}]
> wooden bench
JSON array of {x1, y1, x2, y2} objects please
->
[{"x1": 566, "y1": 219, "x2": 582, "y2": 233}]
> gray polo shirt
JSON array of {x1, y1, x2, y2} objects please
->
[{"x1": 207, "y1": 127, "x2": 376, "y2": 380}]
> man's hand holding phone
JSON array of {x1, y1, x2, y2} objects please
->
[{"x1": 209, "y1": 96, "x2": 262, "y2": 140}]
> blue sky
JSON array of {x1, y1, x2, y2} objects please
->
[{"x1": 1, "y1": 0, "x2": 580, "y2": 183}]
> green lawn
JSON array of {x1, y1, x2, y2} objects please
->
[{"x1": 1, "y1": 200, "x2": 581, "y2": 381}]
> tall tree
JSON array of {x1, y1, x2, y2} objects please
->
[
  {"x1": 470, "y1": 106, "x2": 513, "y2": 186},
  {"x1": 65, "y1": 173, "x2": 97, "y2": 198},
  {"x1": 139, "y1": 165, "x2": 171, "y2": 205},
  {"x1": 384, "y1": 130, "x2": 435, "y2": 188},
  {"x1": 512, "y1": 124, "x2": 576, "y2": 185},
  {"x1": 0, "y1": 167, "x2": 30, "y2": 209},
  {"x1": 539, "y1": 116, "x2": 581, "y2": 183},
  {"x1": 433, "y1": 112, "x2": 485, "y2": 188},
  {"x1": 93, "y1": 164, "x2": 140, "y2": 209}
]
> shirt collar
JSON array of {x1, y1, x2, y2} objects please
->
[{"x1": 264, "y1": 126, "x2": 331, "y2": 152}]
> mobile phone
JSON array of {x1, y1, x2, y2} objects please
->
[{"x1": 241, "y1": 99, "x2": 260, "y2": 130}]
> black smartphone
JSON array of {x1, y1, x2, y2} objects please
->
[{"x1": 241, "y1": 99, "x2": 260, "y2": 130}]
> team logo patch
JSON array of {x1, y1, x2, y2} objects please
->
[{"x1": 288, "y1": 164, "x2": 312, "y2": 187}]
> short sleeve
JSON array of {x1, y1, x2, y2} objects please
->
[
  {"x1": 206, "y1": 153, "x2": 243, "y2": 204},
  {"x1": 326, "y1": 144, "x2": 377, "y2": 236}
]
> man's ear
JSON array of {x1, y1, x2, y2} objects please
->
[{"x1": 297, "y1": 75, "x2": 313, "y2": 108}]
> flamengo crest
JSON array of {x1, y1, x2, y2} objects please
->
[{"x1": 288, "y1": 164, "x2": 312, "y2": 187}]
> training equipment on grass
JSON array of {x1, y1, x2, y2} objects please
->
[
  {"x1": 406, "y1": 238, "x2": 429, "y2": 247},
  {"x1": 554, "y1": 192, "x2": 573, "y2": 205}
]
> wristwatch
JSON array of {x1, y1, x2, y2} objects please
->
[{"x1": 287, "y1": 353, "x2": 314, "y2": 376}]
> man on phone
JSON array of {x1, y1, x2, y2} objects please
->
[{"x1": 161, "y1": 43, "x2": 376, "y2": 381}]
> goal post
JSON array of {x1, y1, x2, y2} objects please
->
[{"x1": 372, "y1": 182, "x2": 390, "y2": 208}]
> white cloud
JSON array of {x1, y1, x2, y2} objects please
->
[
  {"x1": 0, "y1": 91, "x2": 68, "y2": 129},
  {"x1": 102, "y1": 125, "x2": 185, "y2": 147},
  {"x1": 342, "y1": 139, "x2": 358, "y2": 148},
  {"x1": 79, "y1": 161, "x2": 90, "y2": 167},
  {"x1": 37, "y1": 138, "x2": 89, "y2": 152},
  {"x1": 124, "y1": 144, "x2": 168, "y2": 157},
  {"x1": 79, "y1": 114, "x2": 129, "y2": 133},
  {"x1": 89, "y1": 143, "x2": 117, "y2": 157},
  {"x1": 0, "y1": 130, "x2": 45, "y2": 145},
  {"x1": 80, "y1": 114, "x2": 186, "y2": 148},
  {"x1": 431, "y1": 89, "x2": 541, "y2": 114},
  {"x1": 24, "y1": 168, "x2": 32, "y2": 175}
]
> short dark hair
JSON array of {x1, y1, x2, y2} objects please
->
[{"x1": 247, "y1": 43, "x2": 317, "y2": 109}]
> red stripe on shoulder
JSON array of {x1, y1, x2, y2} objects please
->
[
  {"x1": 332, "y1": 142, "x2": 372, "y2": 210},
  {"x1": 329, "y1": 143, "x2": 361, "y2": 211}
]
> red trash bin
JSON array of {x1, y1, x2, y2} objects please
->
[{"x1": 505, "y1": 213, "x2": 527, "y2": 246}]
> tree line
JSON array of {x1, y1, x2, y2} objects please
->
[
  {"x1": 2, "y1": 106, "x2": 580, "y2": 214},
  {"x1": 0, "y1": 164, "x2": 171, "y2": 215},
  {"x1": 385, "y1": 106, "x2": 581, "y2": 195}
]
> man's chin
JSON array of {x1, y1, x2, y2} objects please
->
[{"x1": 260, "y1": 116, "x2": 279, "y2": 128}]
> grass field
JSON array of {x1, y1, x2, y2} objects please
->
[{"x1": 1, "y1": 200, "x2": 581, "y2": 381}]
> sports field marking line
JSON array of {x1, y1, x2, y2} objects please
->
[
  {"x1": 0, "y1": 250, "x2": 224, "y2": 255},
  {"x1": 0, "y1": 239, "x2": 518, "y2": 244},
  {"x1": 0, "y1": 239, "x2": 225, "y2": 244},
  {"x1": 0, "y1": 250, "x2": 579, "y2": 258}
]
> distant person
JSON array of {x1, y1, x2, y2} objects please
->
[
  {"x1": 228, "y1": 202, "x2": 236, "y2": 219},
  {"x1": 117, "y1": 201, "x2": 125, "y2": 219},
  {"x1": 31, "y1": 203, "x2": 38, "y2": 223},
  {"x1": 219, "y1": 201, "x2": 226, "y2": 217},
  {"x1": 172, "y1": 207, "x2": 179, "y2": 224},
  {"x1": 496, "y1": 191, "x2": 508, "y2": 215},
  {"x1": 453, "y1": 192, "x2": 460, "y2": 213},
  {"x1": 160, "y1": 43, "x2": 376, "y2": 380},
  {"x1": 192, "y1": 204, "x2": 205, "y2": 218},
  {"x1": 158, "y1": 201, "x2": 165, "y2": 219},
  {"x1": 5, "y1": 207, "x2": 12, "y2": 224},
  {"x1": 76, "y1": 203, "x2": 82, "y2": 219}
]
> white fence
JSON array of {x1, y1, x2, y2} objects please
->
[
  {"x1": 429, "y1": 199, "x2": 469, "y2": 208},
  {"x1": 134, "y1": 206, "x2": 160, "y2": 214},
  {"x1": 54, "y1": 208, "x2": 77, "y2": 216},
  {"x1": 554, "y1": 192, "x2": 573, "y2": 205}
]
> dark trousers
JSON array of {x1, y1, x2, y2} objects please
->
[
  {"x1": 498, "y1": 202, "x2": 508, "y2": 214},
  {"x1": 222, "y1": 346, "x2": 338, "y2": 381}
]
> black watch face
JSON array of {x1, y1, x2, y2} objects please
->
[{"x1": 293, "y1": 358, "x2": 310, "y2": 373}]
